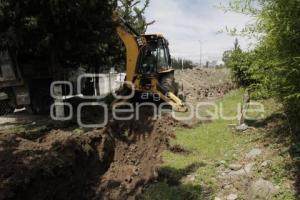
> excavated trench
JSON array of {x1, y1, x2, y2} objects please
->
[{"x1": 0, "y1": 107, "x2": 175, "y2": 200}]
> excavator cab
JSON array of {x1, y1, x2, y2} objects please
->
[{"x1": 139, "y1": 35, "x2": 172, "y2": 75}]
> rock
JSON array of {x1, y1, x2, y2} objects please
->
[
  {"x1": 244, "y1": 163, "x2": 254, "y2": 173},
  {"x1": 246, "y1": 148, "x2": 262, "y2": 159},
  {"x1": 223, "y1": 163, "x2": 254, "y2": 182},
  {"x1": 182, "y1": 174, "x2": 196, "y2": 183},
  {"x1": 228, "y1": 163, "x2": 254, "y2": 177},
  {"x1": 236, "y1": 123, "x2": 249, "y2": 132},
  {"x1": 248, "y1": 178, "x2": 279, "y2": 200},
  {"x1": 224, "y1": 184, "x2": 233, "y2": 190},
  {"x1": 227, "y1": 170, "x2": 245, "y2": 179},
  {"x1": 187, "y1": 175, "x2": 196, "y2": 182},
  {"x1": 220, "y1": 160, "x2": 226, "y2": 164},
  {"x1": 228, "y1": 164, "x2": 243, "y2": 171},
  {"x1": 261, "y1": 160, "x2": 272, "y2": 167},
  {"x1": 216, "y1": 160, "x2": 226, "y2": 167},
  {"x1": 226, "y1": 193, "x2": 238, "y2": 200},
  {"x1": 125, "y1": 176, "x2": 132, "y2": 183},
  {"x1": 214, "y1": 197, "x2": 222, "y2": 200},
  {"x1": 133, "y1": 168, "x2": 139, "y2": 176}
]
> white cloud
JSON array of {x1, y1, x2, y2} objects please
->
[{"x1": 145, "y1": 0, "x2": 255, "y2": 63}]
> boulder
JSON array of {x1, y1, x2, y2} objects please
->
[
  {"x1": 247, "y1": 178, "x2": 279, "y2": 200},
  {"x1": 246, "y1": 149, "x2": 262, "y2": 159},
  {"x1": 226, "y1": 193, "x2": 238, "y2": 200}
]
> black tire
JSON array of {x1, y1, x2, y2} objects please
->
[
  {"x1": 176, "y1": 82, "x2": 186, "y2": 102},
  {"x1": 30, "y1": 80, "x2": 52, "y2": 115},
  {"x1": 160, "y1": 73, "x2": 177, "y2": 94},
  {"x1": 0, "y1": 100, "x2": 15, "y2": 116}
]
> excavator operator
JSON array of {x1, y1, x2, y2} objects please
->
[{"x1": 141, "y1": 49, "x2": 156, "y2": 74}]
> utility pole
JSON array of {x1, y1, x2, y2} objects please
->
[{"x1": 199, "y1": 40, "x2": 202, "y2": 68}]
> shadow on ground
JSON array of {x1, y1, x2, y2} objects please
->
[{"x1": 141, "y1": 162, "x2": 213, "y2": 200}]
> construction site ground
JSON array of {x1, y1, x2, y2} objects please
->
[{"x1": 2, "y1": 68, "x2": 295, "y2": 200}]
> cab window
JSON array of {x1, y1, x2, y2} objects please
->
[
  {"x1": 140, "y1": 48, "x2": 157, "y2": 74},
  {"x1": 157, "y1": 45, "x2": 169, "y2": 71}
]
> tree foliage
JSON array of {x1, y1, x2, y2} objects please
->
[
  {"x1": 222, "y1": 50, "x2": 232, "y2": 65},
  {"x1": 227, "y1": 45, "x2": 254, "y2": 88},
  {"x1": 118, "y1": 0, "x2": 154, "y2": 34},
  {"x1": 0, "y1": 0, "x2": 152, "y2": 70},
  {"x1": 171, "y1": 58, "x2": 196, "y2": 70},
  {"x1": 226, "y1": 0, "x2": 300, "y2": 132},
  {"x1": 0, "y1": 0, "x2": 117, "y2": 68}
]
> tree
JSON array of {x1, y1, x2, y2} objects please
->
[
  {"x1": 0, "y1": 0, "x2": 152, "y2": 72},
  {"x1": 234, "y1": 38, "x2": 240, "y2": 51},
  {"x1": 222, "y1": 50, "x2": 233, "y2": 65},
  {"x1": 205, "y1": 61, "x2": 209, "y2": 68},
  {"x1": 171, "y1": 58, "x2": 196, "y2": 70},
  {"x1": 118, "y1": 0, "x2": 155, "y2": 34},
  {"x1": 0, "y1": 0, "x2": 117, "y2": 69}
]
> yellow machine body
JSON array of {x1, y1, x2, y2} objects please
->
[{"x1": 116, "y1": 22, "x2": 187, "y2": 112}]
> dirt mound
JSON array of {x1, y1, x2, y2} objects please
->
[
  {"x1": 172, "y1": 68, "x2": 234, "y2": 128},
  {"x1": 0, "y1": 129, "x2": 113, "y2": 200},
  {"x1": 176, "y1": 68, "x2": 234, "y2": 103},
  {"x1": 96, "y1": 114, "x2": 175, "y2": 200},
  {"x1": 0, "y1": 108, "x2": 175, "y2": 200}
]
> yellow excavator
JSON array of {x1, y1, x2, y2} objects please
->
[{"x1": 115, "y1": 17, "x2": 187, "y2": 112}]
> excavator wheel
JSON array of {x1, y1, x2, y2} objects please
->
[
  {"x1": 0, "y1": 89, "x2": 16, "y2": 116},
  {"x1": 30, "y1": 80, "x2": 52, "y2": 115},
  {"x1": 160, "y1": 73, "x2": 186, "y2": 102},
  {"x1": 160, "y1": 72, "x2": 177, "y2": 94},
  {"x1": 176, "y1": 82, "x2": 186, "y2": 102},
  {"x1": 0, "y1": 100, "x2": 15, "y2": 116}
]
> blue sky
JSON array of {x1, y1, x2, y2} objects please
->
[{"x1": 145, "y1": 0, "x2": 255, "y2": 63}]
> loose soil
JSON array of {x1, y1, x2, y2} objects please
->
[
  {"x1": 0, "y1": 68, "x2": 233, "y2": 200},
  {"x1": 0, "y1": 108, "x2": 176, "y2": 200}
]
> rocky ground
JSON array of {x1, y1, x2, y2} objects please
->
[
  {"x1": 216, "y1": 147, "x2": 281, "y2": 200},
  {"x1": 211, "y1": 99, "x2": 296, "y2": 200}
]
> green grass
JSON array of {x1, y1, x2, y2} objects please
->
[
  {"x1": 0, "y1": 123, "x2": 48, "y2": 135},
  {"x1": 142, "y1": 89, "x2": 297, "y2": 200},
  {"x1": 142, "y1": 90, "x2": 247, "y2": 199},
  {"x1": 174, "y1": 89, "x2": 244, "y2": 156},
  {"x1": 142, "y1": 182, "x2": 208, "y2": 200}
]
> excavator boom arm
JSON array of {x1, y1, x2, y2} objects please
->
[{"x1": 116, "y1": 26, "x2": 139, "y2": 83}]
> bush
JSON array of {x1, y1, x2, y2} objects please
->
[{"x1": 227, "y1": 48, "x2": 255, "y2": 88}]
